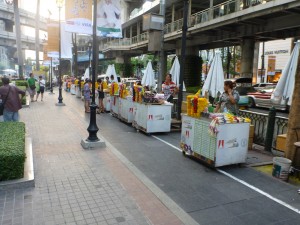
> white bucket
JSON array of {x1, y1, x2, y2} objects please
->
[{"x1": 272, "y1": 157, "x2": 292, "y2": 181}]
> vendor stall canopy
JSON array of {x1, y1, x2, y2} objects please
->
[{"x1": 202, "y1": 52, "x2": 224, "y2": 98}]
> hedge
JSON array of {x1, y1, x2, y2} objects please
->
[
  {"x1": 0, "y1": 122, "x2": 26, "y2": 181},
  {"x1": 15, "y1": 80, "x2": 28, "y2": 87},
  {"x1": 0, "y1": 80, "x2": 28, "y2": 87}
]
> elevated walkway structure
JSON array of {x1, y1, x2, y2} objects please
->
[
  {"x1": 0, "y1": 2, "x2": 47, "y2": 51},
  {"x1": 100, "y1": 0, "x2": 300, "y2": 56}
]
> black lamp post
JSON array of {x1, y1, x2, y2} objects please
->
[
  {"x1": 56, "y1": 0, "x2": 65, "y2": 106},
  {"x1": 261, "y1": 42, "x2": 265, "y2": 82},
  {"x1": 86, "y1": 0, "x2": 99, "y2": 142},
  {"x1": 88, "y1": 41, "x2": 92, "y2": 79},
  {"x1": 177, "y1": 0, "x2": 189, "y2": 120},
  {"x1": 49, "y1": 57, "x2": 54, "y2": 94}
]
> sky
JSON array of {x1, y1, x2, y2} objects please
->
[{"x1": 20, "y1": 0, "x2": 64, "y2": 20}]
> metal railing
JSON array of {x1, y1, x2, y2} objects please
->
[
  {"x1": 239, "y1": 110, "x2": 288, "y2": 148},
  {"x1": 131, "y1": 32, "x2": 149, "y2": 45},
  {"x1": 165, "y1": 0, "x2": 273, "y2": 34},
  {"x1": 165, "y1": 19, "x2": 183, "y2": 34},
  {"x1": 213, "y1": 0, "x2": 237, "y2": 19}
]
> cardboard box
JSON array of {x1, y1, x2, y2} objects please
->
[
  {"x1": 182, "y1": 101, "x2": 187, "y2": 113},
  {"x1": 249, "y1": 125, "x2": 254, "y2": 138},
  {"x1": 276, "y1": 134, "x2": 287, "y2": 152},
  {"x1": 248, "y1": 137, "x2": 253, "y2": 150}
]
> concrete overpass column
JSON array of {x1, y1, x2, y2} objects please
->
[
  {"x1": 115, "y1": 56, "x2": 131, "y2": 77},
  {"x1": 171, "y1": 4, "x2": 175, "y2": 32},
  {"x1": 121, "y1": 1, "x2": 130, "y2": 23},
  {"x1": 137, "y1": 22, "x2": 141, "y2": 36},
  {"x1": 176, "y1": 47, "x2": 201, "y2": 87},
  {"x1": 172, "y1": 4, "x2": 175, "y2": 22},
  {"x1": 252, "y1": 41, "x2": 260, "y2": 84},
  {"x1": 130, "y1": 26, "x2": 133, "y2": 39},
  {"x1": 235, "y1": 0, "x2": 241, "y2": 11},
  {"x1": 241, "y1": 38, "x2": 255, "y2": 78},
  {"x1": 209, "y1": 0, "x2": 214, "y2": 20}
]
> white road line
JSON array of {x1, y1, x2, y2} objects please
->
[
  {"x1": 152, "y1": 135, "x2": 300, "y2": 215},
  {"x1": 217, "y1": 169, "x2": 300, "y2": 214},
  {"x1": 151, "y1": 135, "x2": 183, "y2": 152}
]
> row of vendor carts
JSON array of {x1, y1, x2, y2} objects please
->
[
  {"x1": 102, "y1": 90, "x2": 251, "y2": 168},
  {"x1": 70, "y1": 57, "x2": 251, "y2": 168}
]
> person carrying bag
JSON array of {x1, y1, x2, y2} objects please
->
[{"x1": 0, "y1": 86, "x2": 11, "y2": 116}]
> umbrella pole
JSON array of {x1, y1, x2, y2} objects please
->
[{"x1": 177, "y1": 0, "x2": 189, "y2": 120}]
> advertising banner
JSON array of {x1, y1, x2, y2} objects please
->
[
  {"x1": 97, "y1": 0, "x2": 122, "y2": 38},
  {"x1": 65, "y1": 0, "x2": 93, "y2": 34},
  {"x1": 47, "y1": 21, "x2": 59, "y2": 58}
]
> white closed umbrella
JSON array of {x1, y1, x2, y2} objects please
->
[
  {"x1": 202, "y1": 52, "x2": 224, "y2": 98},
  {"x1": 105, "y1": 65, "x2": 112, "y2": 77},
  {"x1": 106, "y1": 65, "x2": 118, "y2": 82},
  {"x1": 271, "y1": 42, "x2": 300, "y2": 106},
  {"x1": 170, "y1": 56, "x2": 186, "y2": 91},
  {"x1": 83, "y1": 67, "x2": 90, "y2": 80},
  {"x1": 111, "y1": 64, "x2": 118, "y2": 82},
  {"x1": 142, "y1": 61, "x2": 156, "y2": 87}
]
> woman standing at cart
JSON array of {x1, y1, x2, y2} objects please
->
[
  {"x1": 214, "y1": 80, "x2": 240, "y2": 115},
  {"x1": 162, "y1": 74, "x2": 178, "y2": 102},
  {"x1": 96, "y1": 78, "x2": 105, "y2": 113},
  {"x1": 83, "y1": 79, "x2": 92, "y2": 113}
]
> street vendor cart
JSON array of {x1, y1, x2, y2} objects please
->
[
  {"x1": 133, "y1": 102, "x2": 172, "y2": 133},
  {"x1": 119, "y1": 97, "x2": 134, "y2": 123},
  {"x1": 181, "y1": 114, "x2": 250, "y2": 167}
]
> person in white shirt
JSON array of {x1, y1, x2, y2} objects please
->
[{"x1": 36, "y1": 76, "x2": 46, "y2": 101}]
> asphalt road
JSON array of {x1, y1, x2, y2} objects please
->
[{"x1": 65, "y1": 94, "x2": 299, "y2": 225}]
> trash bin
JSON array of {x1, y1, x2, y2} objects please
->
[{"x1": 272, "y1": 157, "x2": 292, "y2": 181}]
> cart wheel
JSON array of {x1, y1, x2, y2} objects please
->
[{"x1": 182, "y1": 151, "x2": 186, "y2": 156}]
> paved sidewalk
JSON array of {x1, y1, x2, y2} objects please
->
[{"x1": 0, "y1": 91, "x2": 184, "y2": 225}]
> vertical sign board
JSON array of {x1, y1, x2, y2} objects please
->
[
  {"x1": 267, "y1": 56, "x2": 276, "y2": 76},
  {"x1": 65, "y1": 0, "x2": 93, "y2": 34},
  {"x1": 47, "y1": 20, "x2": 59, "y2": 58},
  {"x1": 96, "y1": 0, "x2": 122, "y2": 38}
]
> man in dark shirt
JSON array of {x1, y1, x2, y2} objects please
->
[{"x1": 0, "y1": 77, "x2": 25, "y2": 121}]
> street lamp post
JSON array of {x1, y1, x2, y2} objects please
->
[
  {"x1": 88, "y1": 41, "x2": 92, "y2": 79},
  {"x1": 261, "y1": 42, "x2": 265, "y2": 82},
  {"x1": 49, "y1": 57, "x2": 55, "y2": 94},
  {"x1": 56, "y1": 0, "x2": 65, "y2": 106},
  {"x1": 81, "y1": 0, "x2": 105, "y2": 149},
  {"x1": 177, "y1": 0, "x2": 189, "y2": 120}
]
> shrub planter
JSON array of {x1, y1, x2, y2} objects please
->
[{"x1": 0, "y1": 122, "x2": 34, "y2": 190}]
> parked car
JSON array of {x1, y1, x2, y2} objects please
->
[
  {"x1": 247, "y1": 86, "x2": 288, "y2": 111},
  {"x1": 252, "y1": 82, "x2": 276, "y2": 91}
]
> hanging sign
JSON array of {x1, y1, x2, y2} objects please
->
[{"x1": 65, "y1": 0, "x2": 93, "y2": 34}]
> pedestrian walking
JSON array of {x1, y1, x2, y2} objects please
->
[
  {"x1": 36, "y1": 76, "x2": 45, "y2": 101},
  {"x1": 84, "y1": 79, "x2": 92, "y2": 113},
  {"x1": 0, "y1": 77, "x2": 25, "y2": 121},
  {"x1": 27, "y1": 72, "x2": 36, "y2": 102},
  {"x1": 97, "y1": 78, "x2": 105, "y2": 113}
]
